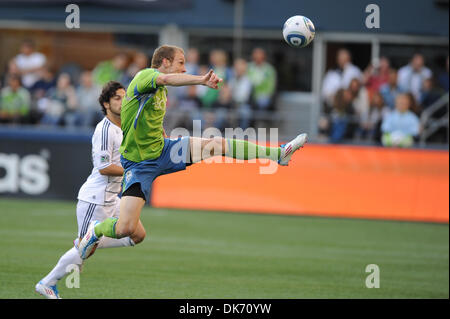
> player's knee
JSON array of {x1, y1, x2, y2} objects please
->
[
  {"x1": 213, "y1": 136, "x2": 224, "y2": 147},
  {"x1": 132, "y1": 228, "x2": 146, "y2": 245},
  {"x1": 211, "y1": 136, "x2": 225, "y2": 154},
  {"x1": 116, "y1": 223, "x2": 136, "y2": 238}
]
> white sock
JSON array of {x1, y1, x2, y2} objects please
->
[
  {"x1": 97, "y1": 236, "x2": 135, "y2": 249},
  {"x1": 40, "y1": 247, "x2": 82, "y2": 286}
]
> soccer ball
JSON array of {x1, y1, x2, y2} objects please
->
[{"x1": 283, "y1": 15, "x2": 315, "y2": 48}]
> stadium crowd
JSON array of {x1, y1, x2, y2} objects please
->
[
  {"x1": 319, "y1": 49, "x2": 449, "y2": 147},
  {"x1": 0, "y1": 40, "x2": 278, "y2": 134},
  {"x1": 0, "y1": 40, "x2": 448, "y2": 148}
]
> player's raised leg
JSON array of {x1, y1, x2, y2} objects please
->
[{"x1": 189, "y1": 133, "x2": 307, "y2": 166}]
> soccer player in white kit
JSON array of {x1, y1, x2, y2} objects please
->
[{"x1": 35, "y1": 81, "x2": 146, "y2": 299}]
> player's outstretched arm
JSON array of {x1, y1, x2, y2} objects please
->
[{"x1": 156, "y1": 69, "x2": 222, "y2": 89}]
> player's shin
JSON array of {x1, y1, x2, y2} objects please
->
[
  {"x1": 40, "y1": 247, "x2": 82, "y2": 286},
  {"x1": 97, "y1": 237, "x2": 135, "y2": 248},
  {"x1": 224, "y1": 138, "x2": 280, "y2": 161}
]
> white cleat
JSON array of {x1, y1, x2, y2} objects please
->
[
  {"x1": 78, "y1": 221, "x2": 100, "y2": 260},
  {"x1": 278, "y1": 133, "x2": 308, "y2": 166},
  {"x1": 35, "y1": 281, "x2": 62, "y2": 299}
]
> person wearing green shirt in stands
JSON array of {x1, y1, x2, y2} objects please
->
[
  {"x1": 78, "y1": 45, "x2": 307, "y2": 260},
  {"x1": 92, "y1": 53, "x2": 128, "y2": 86},
  {"x1": 247, "y1": 48, "x2": 277, "y2": 111},
  {"x1": 0, "y1": 74, "x2": 30, "y2": 123}
]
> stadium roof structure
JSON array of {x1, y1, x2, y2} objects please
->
[{"x1": 0, "y1": 0, "x2": 448, "y2": 37}]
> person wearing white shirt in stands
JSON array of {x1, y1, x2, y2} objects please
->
[
  {"x1": 321, "y1": 49, "x2": 363, "y2": 107},
  {"x1": 397, "y1": 53, "x2": 432, "y2": 102},
  {"x1": 14, "y1": 39, "x2": 47, "y2": 89}
]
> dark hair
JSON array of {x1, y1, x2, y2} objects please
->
[
  {"x1": 98, "y1": 81, "x2": 125, "y2": 115},
  {"x1": 151, "y1": 45, "x2": 184, "y2": 68},
  {"x1": 22, "y1": 39, "x2": 35, "y2": 48},
  {"x1": 7, "y1": 74, "x2": 21, "y2": 83}
]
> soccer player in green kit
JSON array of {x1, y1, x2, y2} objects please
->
[{"x1": 78, "y1": 45, "x2": 307, "y2": 259}]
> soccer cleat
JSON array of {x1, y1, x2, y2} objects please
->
[
  {"x1": 35, "y1": 281, "x2": 62, "y2": 299},
  {"x1": 278, "y1": 133, "x2": 308, "y2": 166},
  {"x1": 78, "y1": 221, "x2": 100, "y2": 260}
]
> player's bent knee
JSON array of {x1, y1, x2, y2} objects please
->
[
  {"x1": 213, "y1": 136, "x2": 225, "y2": 147},
  {"x1": 115, "y1": 222, "x2": 137, "y2": 238},
  {"x1": 131, "y1": 227, "x2": 146, "y2": 244},
  {"x1": 210, "y1": 136, "x2": 225, "y2": 155},
  {"x1": 132, "y1": 232, "x2": 145, "y2": 245}
]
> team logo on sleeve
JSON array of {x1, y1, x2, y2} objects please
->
[{"x1": 100, "y1": 154, "x2": 110, "y2": 163}]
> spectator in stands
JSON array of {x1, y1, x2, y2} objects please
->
[
  {"x1": 28, "y1": 65, "x2": 56, "y2": 124},
  {"x1": 379, "y1": 68, "x2": 402, "y2": 110},
  {"x1": 321, "y1": 48, "x2": 362, "y2": 108},
  {"x1": 1, "y1": 59, "x2": 21, "y2": 86},
  {"x1": 14, "y1": 39, "x2": 47, "y2": 89},
  {"x1": 40, "y1": 73, "x2": 78, "y2": 126},
  {"x1": 247, "y1": 48, "x2": 277, "y2": 112},
  {"x1": 185, "y1": 48, "x2": 200, "y2": 75},
  {"x1": 359, "y1": 91, "x2": 389, "y2": 142},
  {"x1": 321, "y1": 68, "x2": 341, "y2": 111},
  {"x1": 0, "y1": 74, "x2": 31, "y2": 124},
  {"x1": 329, "y1": 88, "x2": 354, "y2": 143},
  {"x1": 30, "y1": 65, "x2": 56, "y2": 95},
  {"x1": 199, "y1": 49, "x2": 231, "y2": 111},
  {"x1": 348, "y1": 78, "x2": 370, "y2": 131},
  {"x1": 76, "y1": 70, "x2": 102, "y2": 127},
  {"x1": 229, "y1": 58, "x2": 252, "y2": 129},
  {"x1": 92, "y1": 52, "x2": 128, "y2": 86},
  {"x1": 397, "y1": 53, "x2": 432, "y2": 102},
  {"x1": 381, "y1": 93, "x2": 420, "y2": 148},
  {"x1": 123, "y1": 51, "x2": 149, "y2": 86},
  {"x1": 211, "y1": 84, "x2": 232, "y2": 131},
  {"x1": 406, "y1": 92, "x2": 421, "y2": 116},
  {"x1": 363, "y1": 56, "x2": 390, "y2": 98},
  {"x1": 420, "y1": 77, "x2": 446, "y2": 111}
]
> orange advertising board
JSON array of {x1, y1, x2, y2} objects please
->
[{"x1": 151, "y1": 144, "x2": 449, "y2": 223}]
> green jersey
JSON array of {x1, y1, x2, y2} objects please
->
[{"x1": 120, "y1": 68, "x2": 168, "y2": 162}]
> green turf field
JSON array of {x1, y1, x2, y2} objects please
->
[{"x1": 0, "y1": 198, "x2": 448, "y2": 299}]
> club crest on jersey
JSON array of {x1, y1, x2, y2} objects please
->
[{"x1": 154, "y1": 94, "x2": 166, "y2": 111}]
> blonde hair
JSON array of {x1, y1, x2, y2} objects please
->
[{"x1": 151, "y1": 45, "x2": 184, "y2": 68}]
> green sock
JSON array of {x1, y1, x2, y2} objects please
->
[
  {"x1": 225, "y1": 139, "x2": 280, "y2": 161},
  {"x1": 94, "y1": 217, "x2": 118, "y2": 238}
]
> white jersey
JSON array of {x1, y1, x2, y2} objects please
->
[{"x1": 77, "y1": 117, "x2": 123, "y2": 206}]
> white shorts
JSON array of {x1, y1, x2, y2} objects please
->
[{"x1": 76, "y1": 200, "x2": 120, "y2": 238}]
